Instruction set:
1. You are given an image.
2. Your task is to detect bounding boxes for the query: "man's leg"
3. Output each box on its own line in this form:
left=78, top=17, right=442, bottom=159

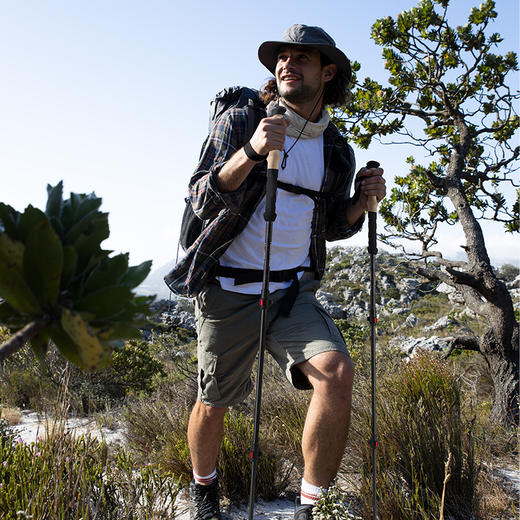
left=188, top=400, right=228, bottom=476
left=298, top=350, right=354, bottom=488
left=187, top=401, right=227, bottom=520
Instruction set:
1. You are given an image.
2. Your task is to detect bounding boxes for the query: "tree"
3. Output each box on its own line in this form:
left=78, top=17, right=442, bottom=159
left=0, top=182, right=154, bottom=370
left=334, top=0, right=519, bottom=425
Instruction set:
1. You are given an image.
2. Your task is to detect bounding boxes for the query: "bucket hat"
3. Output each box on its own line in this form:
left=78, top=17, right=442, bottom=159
left=258, top=24, right=351, bottom=83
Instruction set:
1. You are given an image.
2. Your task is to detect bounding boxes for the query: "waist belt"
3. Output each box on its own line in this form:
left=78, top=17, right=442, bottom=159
left=214, top=264, right=314, bottom=317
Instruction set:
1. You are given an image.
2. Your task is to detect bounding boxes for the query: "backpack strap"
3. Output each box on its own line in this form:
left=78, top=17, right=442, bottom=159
left=256, top=171, right=331, bottom=202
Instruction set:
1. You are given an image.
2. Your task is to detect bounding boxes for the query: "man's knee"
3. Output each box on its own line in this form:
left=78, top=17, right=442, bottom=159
left=191, top=400, right=228, bottom=424
left=324, top=354, right=354, bottom=397
left=303, top=351, right=354, bottom=397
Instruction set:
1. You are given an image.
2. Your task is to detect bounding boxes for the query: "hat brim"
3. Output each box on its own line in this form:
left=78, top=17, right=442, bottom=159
left=258, top=40, right=351, bottom=83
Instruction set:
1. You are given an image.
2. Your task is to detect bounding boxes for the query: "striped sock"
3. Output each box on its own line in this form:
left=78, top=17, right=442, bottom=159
left=300, top=478, right=326, bottom=505
left=193, top=468, right=217, bottom=486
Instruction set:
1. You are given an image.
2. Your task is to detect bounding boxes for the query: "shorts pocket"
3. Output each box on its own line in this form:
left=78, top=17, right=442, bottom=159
left=199, top=351, right=221, bottom=403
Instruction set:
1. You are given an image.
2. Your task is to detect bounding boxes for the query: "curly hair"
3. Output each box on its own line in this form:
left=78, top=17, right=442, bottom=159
left=260, top=51, right=351, bottom=108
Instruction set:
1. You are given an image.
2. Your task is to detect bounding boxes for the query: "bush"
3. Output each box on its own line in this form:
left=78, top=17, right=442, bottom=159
left=497, top=263, right=520, bottom=282
left=125, top=355, right=301, bottom=504
left=348, top=351, right=478, bottom=520
left=0, top=422, right=181, bottom=519
left=0, top=339, right=167, bottom=414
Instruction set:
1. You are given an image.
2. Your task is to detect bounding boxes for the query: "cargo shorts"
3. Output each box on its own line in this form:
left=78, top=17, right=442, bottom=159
left=194, top=275, right=350, bottom=407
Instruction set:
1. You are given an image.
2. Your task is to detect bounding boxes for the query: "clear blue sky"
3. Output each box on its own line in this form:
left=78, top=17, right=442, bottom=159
left=1, top=0, right=518, bottom=272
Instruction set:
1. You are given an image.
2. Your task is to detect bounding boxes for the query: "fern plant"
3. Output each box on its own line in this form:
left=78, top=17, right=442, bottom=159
left=0, top=182, right=153, bottom=370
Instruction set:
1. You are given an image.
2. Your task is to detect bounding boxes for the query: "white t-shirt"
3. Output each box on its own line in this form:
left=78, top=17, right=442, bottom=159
left=218, top=134, right=324, bottom=294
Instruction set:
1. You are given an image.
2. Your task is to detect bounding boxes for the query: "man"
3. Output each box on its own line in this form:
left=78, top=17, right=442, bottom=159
left=165, top=24, right=386, bottom=520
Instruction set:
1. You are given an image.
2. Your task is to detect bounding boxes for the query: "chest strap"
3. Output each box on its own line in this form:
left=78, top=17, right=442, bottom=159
left=256, top=172, right=332, bottom=202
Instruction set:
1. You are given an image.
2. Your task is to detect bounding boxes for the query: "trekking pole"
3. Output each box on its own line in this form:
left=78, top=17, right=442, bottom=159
left=366, top=160, right=380, bottom=520
left=248, top=105, right=286, bottom=520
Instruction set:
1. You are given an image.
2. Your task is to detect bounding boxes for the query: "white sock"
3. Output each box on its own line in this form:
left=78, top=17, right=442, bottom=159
left=193, top=468, right=217, bottom=486
left=300, top=478, right=326, bottom=505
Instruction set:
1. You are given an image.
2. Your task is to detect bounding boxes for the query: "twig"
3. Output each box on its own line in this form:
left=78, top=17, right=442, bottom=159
left=439, top=452, right=453, bottom=520
left=0, top=318, right=48, bottom=362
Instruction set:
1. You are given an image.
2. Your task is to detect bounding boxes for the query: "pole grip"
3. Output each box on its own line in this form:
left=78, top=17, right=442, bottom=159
left=366, top=161, right=380, bottom=213
left=264, top=168, right=278, bottom=222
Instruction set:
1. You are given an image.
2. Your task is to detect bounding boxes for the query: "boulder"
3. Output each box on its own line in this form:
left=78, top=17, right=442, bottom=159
left=391, top=335, right=452, bottom=357
left=424, top=315, right=458, bottom=332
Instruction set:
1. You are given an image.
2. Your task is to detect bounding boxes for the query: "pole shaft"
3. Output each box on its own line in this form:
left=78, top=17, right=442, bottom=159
left=248, top=220, right=272, bottom=520
left=369, top=210, right=378, bottom=520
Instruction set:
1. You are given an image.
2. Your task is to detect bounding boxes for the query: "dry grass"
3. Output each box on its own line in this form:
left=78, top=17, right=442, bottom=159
left=1, top=406, right=22, bottom=426
left=475, top=467, right=518, bottom=519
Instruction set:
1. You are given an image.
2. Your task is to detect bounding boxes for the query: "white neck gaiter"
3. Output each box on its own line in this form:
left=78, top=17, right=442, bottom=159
left=267, top=99, right=330, bottom=139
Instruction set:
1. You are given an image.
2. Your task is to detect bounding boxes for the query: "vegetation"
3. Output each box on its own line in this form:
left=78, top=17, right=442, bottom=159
left=0, top=182, right=154, bottom=370
left=0, top=418, right=181, bottom=519
left=0, top=249, right=517, bottom=517
left=335, top=0, right=519, bottom=426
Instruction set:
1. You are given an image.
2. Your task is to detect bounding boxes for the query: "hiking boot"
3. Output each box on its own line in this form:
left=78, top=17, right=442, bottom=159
left=294, top=497, right=314, bottom=519
left=189, top=479, right=221, bottom=520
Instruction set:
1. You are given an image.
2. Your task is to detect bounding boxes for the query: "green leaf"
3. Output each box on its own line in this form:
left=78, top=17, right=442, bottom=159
left=45, top=181, right=63, bottom=220
left=98, top=322, right=141, bottom=341
left=63, top=195, right=104, bottom=243
left=18, top=205, right=47, bottom=242
left=0, top=203, right=20, bottom=239
left=0, top=256, right=41, bottom=315
left=76, top=285, right=133, bottom=320
left=83, top=253, right=129, bottom=294
left=0, top=233, right=24, bottom=272
left=61, top=308, right=109, bottom=369
left=72, top=214, right=110, bottom=273
left=120, top=260, right=152, bottom=288
left=23, top=219, right=64, bottom=309
left=48, top=322, right=84, bottom=368
left=61, top=245, right=78, bottom=289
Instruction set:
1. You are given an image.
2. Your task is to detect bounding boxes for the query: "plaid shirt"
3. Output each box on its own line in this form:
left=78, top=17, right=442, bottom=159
left=165, top=106, right=364, bottom=297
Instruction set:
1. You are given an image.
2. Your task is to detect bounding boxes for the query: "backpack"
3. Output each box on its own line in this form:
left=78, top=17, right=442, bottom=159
left=178, top=86, right=266, bottom=253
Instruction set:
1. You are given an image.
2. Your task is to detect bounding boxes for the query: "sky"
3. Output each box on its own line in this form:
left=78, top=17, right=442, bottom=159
left=0, top=0, right=518, bottom=276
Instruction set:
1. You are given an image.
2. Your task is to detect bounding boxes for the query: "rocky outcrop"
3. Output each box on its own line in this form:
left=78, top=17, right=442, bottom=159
left=390, top=335, right=452, bottom=357
left=149, top=298, right=196, bottom=332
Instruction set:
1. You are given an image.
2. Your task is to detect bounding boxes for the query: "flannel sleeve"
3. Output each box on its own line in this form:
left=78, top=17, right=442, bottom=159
left=325, top=142, right=365, bottom=241
left=189, top=109, right=250, bottom=220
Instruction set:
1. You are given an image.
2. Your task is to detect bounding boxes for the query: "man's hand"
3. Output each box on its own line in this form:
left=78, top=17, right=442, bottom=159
left=248, top=115, right=290, bottom=157
left=353, top=165, right=386, bottom=211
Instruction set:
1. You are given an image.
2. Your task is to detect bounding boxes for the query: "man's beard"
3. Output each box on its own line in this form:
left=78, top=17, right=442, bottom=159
left=278, top=81, right=321, bottom=105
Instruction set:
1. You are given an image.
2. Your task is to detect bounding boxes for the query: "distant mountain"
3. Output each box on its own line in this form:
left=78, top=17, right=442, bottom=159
left=138, top=260, right=176, bottom=299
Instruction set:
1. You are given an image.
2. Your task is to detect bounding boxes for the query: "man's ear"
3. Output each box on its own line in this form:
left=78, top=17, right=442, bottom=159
left=322, top=63, right=337, bottom=82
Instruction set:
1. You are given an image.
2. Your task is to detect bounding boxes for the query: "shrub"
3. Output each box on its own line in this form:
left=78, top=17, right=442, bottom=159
left=124, top=355, right=300, bottom=504
left=497, top=263, right=520, bottom=282
left=348, top=351, right=478, bottom=520
left=0, top=422, right=181, bottom=519
left=312, top=483, right=352, bottom=519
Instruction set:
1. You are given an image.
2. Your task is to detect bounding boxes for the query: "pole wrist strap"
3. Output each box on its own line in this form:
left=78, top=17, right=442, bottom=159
left=244, top=141, right=268, bottom=162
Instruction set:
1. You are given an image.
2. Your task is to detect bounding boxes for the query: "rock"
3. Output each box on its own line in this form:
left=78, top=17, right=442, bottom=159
left=391, top=335, right=452, bottom=357
left=457, top=308, right=478, bottom=320
left=151, top=298, right=197, bottom=331
left=508, top=275, right=520, bottom=289
left=397, top=313, right=419, bottom=330
left=316, top=290, right=347, bottom=319
left=424, top=315, right=458, bottom=332
left=160, top=309, right=196, bottom=331
left=436, top=282, right=465, bottom=304
left=397, top=278, right=421, bottom=300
